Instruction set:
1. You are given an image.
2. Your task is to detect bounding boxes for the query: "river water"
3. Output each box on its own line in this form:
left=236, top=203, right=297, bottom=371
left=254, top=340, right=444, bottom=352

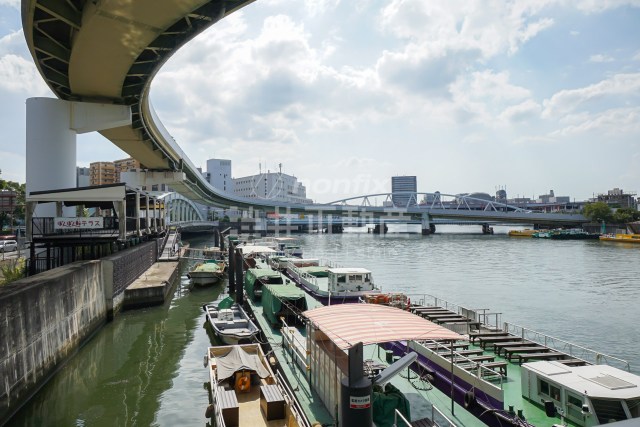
left=10, top=228, right=640, bottom=426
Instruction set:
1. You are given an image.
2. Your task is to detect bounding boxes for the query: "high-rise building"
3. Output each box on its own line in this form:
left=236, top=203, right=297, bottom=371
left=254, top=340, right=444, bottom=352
left=89, top=162, right=116, bottom=185
left=234, top=170, right=312, bottom=204
left=76, top=167, right=90, bottom=187
left=391, top=176, right=417, bottom=207
left=206, top=159, right=233, bottom=193
left=114, top=157, right=141, bottom=182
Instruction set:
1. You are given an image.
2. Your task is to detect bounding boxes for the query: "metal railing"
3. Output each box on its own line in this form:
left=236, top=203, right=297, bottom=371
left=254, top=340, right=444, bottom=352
left=393, top=405, right=458, bottom=427
left=281, top=319, right=310, bottom=372
left=503, top=322, right=630, bottom=371
left=275, top=370, right=313, bottom=427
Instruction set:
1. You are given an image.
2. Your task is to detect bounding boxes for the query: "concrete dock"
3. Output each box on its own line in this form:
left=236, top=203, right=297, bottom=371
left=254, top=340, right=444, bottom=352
left=123, top=261, right=180, bottom=308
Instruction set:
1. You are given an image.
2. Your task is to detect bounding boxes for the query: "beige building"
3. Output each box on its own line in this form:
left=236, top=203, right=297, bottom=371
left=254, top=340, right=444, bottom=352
left=114, top=157, right=141, bottom=182
left=89, top=162, right=116, bottom=185
left=89, top=158, right=140, bottom=186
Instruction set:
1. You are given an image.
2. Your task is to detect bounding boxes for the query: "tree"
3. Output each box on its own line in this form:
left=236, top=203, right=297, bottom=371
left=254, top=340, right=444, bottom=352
left=612, top=207, right=640, bottom=224
left=582, top=202, right=613, bottom=223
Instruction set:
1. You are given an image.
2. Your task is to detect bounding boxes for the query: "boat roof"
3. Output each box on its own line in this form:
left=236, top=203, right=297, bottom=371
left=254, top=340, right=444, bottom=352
left=246, top=268, right=281, bottom=279
left=523, top=361, right=640, bottom=399
left=328, top=267, right=371, bottom=274
left=264, top=283, right=306, bottom=299
left=238, top=245, right=276, bottom=255
left=303, top=304, right=462, bottom=350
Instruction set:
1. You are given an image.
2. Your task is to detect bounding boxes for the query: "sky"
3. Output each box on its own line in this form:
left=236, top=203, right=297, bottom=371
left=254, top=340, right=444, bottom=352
left=1, top=0, right=640, bottom=203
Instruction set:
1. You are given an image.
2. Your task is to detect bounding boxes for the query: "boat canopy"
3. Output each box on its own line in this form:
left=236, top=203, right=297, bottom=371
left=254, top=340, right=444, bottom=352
left=215, top=346, right=271, bottom=381
left=244, top=268, right=283, bottom=299
left=304, top=304, right=463, bottom=350
left=262, top=284, right=307, bottom=325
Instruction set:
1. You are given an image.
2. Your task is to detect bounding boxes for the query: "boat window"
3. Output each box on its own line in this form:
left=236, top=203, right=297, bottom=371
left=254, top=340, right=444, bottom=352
left=591, top=399, right=628, bottom=423
left=550, top=384, right=561, bottom=401
left=567, top=393, right=584, bottom=419
left=337, top=275, right=346, bottom=283
left=626, top=399, right=640, bottom=418
left=364, top=274, right=370, bottom=282
left=539, top=379, right=549, bottom=396
left=350, top=275, right=362, bottom=282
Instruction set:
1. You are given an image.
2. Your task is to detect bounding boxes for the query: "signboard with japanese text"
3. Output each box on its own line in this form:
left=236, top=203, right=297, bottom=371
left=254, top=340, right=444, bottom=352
left=54, top=217, right=104, bottom=230
left=349, top=395, right=371, bottom=409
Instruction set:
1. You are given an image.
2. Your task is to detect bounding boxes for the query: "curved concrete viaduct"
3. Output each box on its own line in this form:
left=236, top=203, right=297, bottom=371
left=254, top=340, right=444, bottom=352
left=21, top=0, right=587, bottom=226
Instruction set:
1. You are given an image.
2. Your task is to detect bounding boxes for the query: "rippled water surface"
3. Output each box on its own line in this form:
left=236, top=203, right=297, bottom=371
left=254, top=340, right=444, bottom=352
left=11, top=230, right=640, bottom=426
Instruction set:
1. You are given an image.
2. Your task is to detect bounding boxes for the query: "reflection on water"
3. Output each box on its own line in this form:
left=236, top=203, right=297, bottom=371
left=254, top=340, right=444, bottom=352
left=11, top=254, right=222, bottom=427
left=11, top=230, right=640, bottom=426
left=300, top=228, right=640, bottom=372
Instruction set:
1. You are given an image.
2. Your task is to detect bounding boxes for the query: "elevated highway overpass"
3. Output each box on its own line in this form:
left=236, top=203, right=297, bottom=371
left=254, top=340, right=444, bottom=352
left=21, top=0, right=587, bottom=227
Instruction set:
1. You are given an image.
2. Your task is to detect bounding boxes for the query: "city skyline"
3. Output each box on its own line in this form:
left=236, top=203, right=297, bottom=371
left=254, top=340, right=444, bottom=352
left=1, top=1, right=639, bottom=203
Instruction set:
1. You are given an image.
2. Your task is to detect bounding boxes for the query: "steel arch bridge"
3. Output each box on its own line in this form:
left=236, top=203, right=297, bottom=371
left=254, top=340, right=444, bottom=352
left=328, top=192, right=528, bottom=212
left=21, top=1, right=586, bottom=226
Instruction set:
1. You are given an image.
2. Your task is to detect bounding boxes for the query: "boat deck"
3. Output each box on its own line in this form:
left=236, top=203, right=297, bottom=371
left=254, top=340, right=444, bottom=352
left=247, top=296, right=334, bottom=425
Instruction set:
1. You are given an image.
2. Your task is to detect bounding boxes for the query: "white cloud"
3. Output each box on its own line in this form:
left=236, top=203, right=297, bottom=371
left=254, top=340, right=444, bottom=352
left=633, top=51, right=640, bottom=61
left=0, top=54, right=49, bottom=94
left=449, top=70, right=534, bottom=124
left=0, top=0, right=19, bottom=9
left=379, top=1, right=555, bottom=58
left=575, top=0, right=640, bottom=14
left=499, top=100, right=542, bottom=123
left=542, top=73, right=640, bottom=118
left=550, top=107, right=640, bottom=136
left=589, top=54, right=614, bottom=63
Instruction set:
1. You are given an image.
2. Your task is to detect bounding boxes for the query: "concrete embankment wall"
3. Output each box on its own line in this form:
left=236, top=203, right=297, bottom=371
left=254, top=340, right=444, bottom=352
left=0, top=240, right=164, bottom=425
left=0, top=260, right=106, bottom=424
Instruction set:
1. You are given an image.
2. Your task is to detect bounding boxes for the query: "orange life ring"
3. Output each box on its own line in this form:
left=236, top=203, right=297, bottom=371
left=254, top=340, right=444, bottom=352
left=238, top=375, right=250, bottom=391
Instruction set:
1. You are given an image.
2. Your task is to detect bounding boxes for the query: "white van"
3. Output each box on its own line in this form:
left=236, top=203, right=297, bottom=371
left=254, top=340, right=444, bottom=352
left=0, top=240, right=18, bottom=252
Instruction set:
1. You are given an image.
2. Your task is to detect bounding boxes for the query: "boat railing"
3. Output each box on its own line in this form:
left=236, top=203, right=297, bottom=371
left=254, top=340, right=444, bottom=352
left=281, top=320, right=310, bottom=372
left=419, top=340, right=504, bottom=389
left=210, top=379, right=227, bottom=427
left=408, top=293, right=498, bottom=326
left=504, top=322, right=631, bottom=371
left=287, top=262, right=320, bottom=290
left=275, top=370, right=313, bottom=427
left=393, top=409, right=412, bottom=426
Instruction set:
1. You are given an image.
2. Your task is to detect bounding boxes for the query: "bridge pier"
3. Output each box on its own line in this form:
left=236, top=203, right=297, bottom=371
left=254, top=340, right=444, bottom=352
left=421, top=214, right=436, bottom=235
left=482, top=224, right=494, bottom=235
left=373, top=224, right=388, bottom=234
left=26, top=98, right=130, bottom=217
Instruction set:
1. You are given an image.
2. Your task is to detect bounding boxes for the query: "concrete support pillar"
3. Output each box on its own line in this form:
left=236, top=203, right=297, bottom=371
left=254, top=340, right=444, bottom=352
left=114, top=200, right=126, bottom=241
left=26, top=98, right=130, bottom=217
left=255, top=217, right=267, bottom=236
left=421, top=213, right=435, bottom=235
left=135, top=192, right=141, bottom=236
left=145, top=196, right=151, bottom=234
left=152, top=199, right=158, bottom=233
left=55, top=202, right=63, bottom=217
left=25, top=201, right=37, bottom=242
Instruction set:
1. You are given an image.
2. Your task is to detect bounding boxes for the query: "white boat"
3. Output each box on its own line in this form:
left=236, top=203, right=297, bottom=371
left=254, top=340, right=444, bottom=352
left=204, top=343, right=306, bottom=427
left=203, top=297, right=260, bottom=345
left=285, top=262, right=380, bottom=304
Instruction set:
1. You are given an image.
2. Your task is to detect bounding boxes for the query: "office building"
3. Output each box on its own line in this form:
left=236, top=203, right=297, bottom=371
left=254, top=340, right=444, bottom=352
left=391, top=176, right=417, bottom=207
left=206, top=159, right=233, bottom=193
left=234, top=170, right=312, bottom=204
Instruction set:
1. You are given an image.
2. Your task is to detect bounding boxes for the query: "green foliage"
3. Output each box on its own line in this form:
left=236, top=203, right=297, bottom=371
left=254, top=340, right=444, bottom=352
left=222, top=215, right=230, bottom=222
left=0, top=258, right=26, bottom=286
left=612, top=207, right=640, bottom=224
left=582, top=202, right=613, bottom=223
